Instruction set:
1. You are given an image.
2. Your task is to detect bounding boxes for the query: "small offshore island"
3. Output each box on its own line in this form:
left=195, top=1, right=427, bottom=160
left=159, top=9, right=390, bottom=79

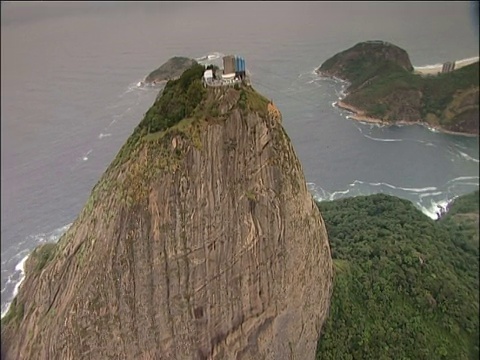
left=317, top=41, right=479, bottom=136
left=142, top=56, right=197, bottom=85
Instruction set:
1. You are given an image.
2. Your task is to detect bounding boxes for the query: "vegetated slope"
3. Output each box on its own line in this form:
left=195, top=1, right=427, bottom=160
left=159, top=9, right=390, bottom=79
left=144, top=56, right=197, bottom=83
left=1, top=64, right=333, bottom=360
left=315, top=192, right=479, bottom=360
left=317, top=41, right=479, bottom=135
left=318, top=40, right=414, bottom=86
left=441, top=190, right=479, bottom=250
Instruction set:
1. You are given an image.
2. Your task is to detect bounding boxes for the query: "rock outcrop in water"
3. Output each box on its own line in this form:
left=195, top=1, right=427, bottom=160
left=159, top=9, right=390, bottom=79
left=1, top=64, right=333, bottom=359
left=144, top=56, right=197, bottom=84
left=317, top=41, right=479, bottom=136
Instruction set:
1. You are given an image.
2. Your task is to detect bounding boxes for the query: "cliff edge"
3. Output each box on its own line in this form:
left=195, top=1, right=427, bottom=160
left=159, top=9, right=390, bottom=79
left=317, top=41, right=479, bottom=136
left=1, top=65, right=333, bottom=359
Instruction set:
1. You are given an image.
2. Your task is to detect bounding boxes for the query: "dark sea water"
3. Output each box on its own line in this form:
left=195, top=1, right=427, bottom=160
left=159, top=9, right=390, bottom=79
left=1, top=1, right=479, bottom=315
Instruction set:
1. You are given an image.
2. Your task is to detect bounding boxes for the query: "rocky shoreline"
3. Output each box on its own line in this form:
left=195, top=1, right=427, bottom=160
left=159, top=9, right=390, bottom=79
left=336, top=100, right=478, bottom=137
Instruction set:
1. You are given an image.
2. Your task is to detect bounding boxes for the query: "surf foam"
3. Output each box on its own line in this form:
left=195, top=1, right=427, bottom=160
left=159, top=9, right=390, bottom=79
left=1, top=223, right=72, bottom=319
left=308, top=177, right=478, bottom=222
left=457, top=150, right=479, bottom=163
left=98, top=133, right=112, bottom=139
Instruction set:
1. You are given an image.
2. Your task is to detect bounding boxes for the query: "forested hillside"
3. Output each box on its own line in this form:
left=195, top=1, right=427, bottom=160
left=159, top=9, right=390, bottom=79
left=316, top=192, right=479, bottom=360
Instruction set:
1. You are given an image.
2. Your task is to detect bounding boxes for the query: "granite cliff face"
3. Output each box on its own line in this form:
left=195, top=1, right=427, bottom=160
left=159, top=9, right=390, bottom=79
left=1, top=68, right=333, bottom=359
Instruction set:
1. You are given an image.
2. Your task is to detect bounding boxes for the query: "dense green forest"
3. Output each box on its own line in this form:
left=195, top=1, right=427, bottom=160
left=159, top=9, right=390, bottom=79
left=315, top=191, right=479, bottom=360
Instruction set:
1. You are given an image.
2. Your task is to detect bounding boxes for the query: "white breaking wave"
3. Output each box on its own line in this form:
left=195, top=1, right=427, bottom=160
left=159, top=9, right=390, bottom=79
left=418, top=191, right=443, bottom=199
left=82, top=149, right=92, bottom=161
left=457, top=150, right=479, bottom=163
left=353, top=180, right=437, bottom=193
left=98, top=133, right=112, bottom=139
left=329, top=189, right=351, bottom=198
left=121, top=81, right=146, bottom=95
left=1, top=223, right=72, bottom=319
left=361, top=122, right=386, bottom=128
left=418, top=198, right=454, bottom=220
left=453, top=143, right=468, bottom=150
left=352, top=120, right=386, bottom=129
left=363, top=134, right=404, bottom=142
left=445, top=175, right=479, bottom=184
left=307, top=182, right=334, bottom=201
left=12, top=255, right=29, bottom=298
left=425, top=126, right=440, bottom=134
left=109, top=115, right=121, bottom=126
left=307, top=182, right=358, bottom=202
left=308, top=176, right=478, bottom=222
left=1, top=254, right=29, bottom=319
left=355, top=126, right=450, bottom=147
left=418, top=141, right=436, bottom=147
left=119, top=79, right=161, bottom=95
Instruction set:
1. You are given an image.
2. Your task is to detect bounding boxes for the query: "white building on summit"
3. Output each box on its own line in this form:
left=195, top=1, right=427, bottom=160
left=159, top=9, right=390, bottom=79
left=203, top=69, right=213, bottom=83
left=202, top=54, right=248, bottom=86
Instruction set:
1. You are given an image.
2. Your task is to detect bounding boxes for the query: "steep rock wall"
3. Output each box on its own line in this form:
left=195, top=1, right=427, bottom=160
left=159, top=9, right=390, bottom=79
left=2, top=86, right=333, bottom=360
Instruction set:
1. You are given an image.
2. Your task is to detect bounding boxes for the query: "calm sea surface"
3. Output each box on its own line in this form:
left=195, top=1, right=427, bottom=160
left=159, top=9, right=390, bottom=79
left=1, top=1, right=479, bottom=314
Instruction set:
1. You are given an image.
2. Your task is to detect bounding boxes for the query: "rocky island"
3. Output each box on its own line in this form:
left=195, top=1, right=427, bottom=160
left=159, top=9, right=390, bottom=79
left=143, top=56, right=197, bottom=85
left=1, top=64, right=333, bottom=359
left=317, top=41, right=479, bottom=136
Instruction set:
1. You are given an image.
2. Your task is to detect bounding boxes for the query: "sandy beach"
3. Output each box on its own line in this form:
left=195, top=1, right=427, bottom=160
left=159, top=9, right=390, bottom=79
left=336, top=101, right=478, bottom=137
left=414, top=56, right=479, bottom=75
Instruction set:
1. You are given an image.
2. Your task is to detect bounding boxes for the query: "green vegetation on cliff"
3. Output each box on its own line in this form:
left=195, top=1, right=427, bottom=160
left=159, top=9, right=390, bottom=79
left=315, top=191, right=479, bottom=360
left=109, top=63, right=207, bottom=169
left=444, top=190, right=479, bottom=218
left=139, top=63, right=207, bottom=134
left=318, top=41, right=479, bottom=134
left=109, top=63, right=270, bottom=170
left=319, top=41, right=413, bottom=90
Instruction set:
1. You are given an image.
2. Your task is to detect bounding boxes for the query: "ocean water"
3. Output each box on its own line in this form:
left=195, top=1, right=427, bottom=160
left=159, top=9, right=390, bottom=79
left=1, top=2, right=479, bottom=317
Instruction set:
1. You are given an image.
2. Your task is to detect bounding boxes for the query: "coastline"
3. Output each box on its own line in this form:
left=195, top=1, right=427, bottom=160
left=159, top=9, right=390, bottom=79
left=336, top=101, right=478, bottom=137
left=413, top=56, right=479, bottom=76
